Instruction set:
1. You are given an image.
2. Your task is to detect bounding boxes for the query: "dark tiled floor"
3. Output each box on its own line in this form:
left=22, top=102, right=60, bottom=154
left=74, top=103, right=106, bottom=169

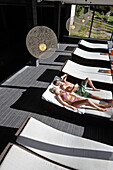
left=65, top=46, right=75, bottom=51
left=54, top=55, right=72, bottom=63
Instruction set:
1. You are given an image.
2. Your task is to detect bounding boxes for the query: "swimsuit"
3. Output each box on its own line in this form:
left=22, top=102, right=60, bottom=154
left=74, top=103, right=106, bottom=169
left=61, top=92, right=78, bottom=104
left=71, top=96, right=78, bottom=106
left=72, top=96, right=78, bottom=103
left=75, top=81, right=91, bottom=98
left=61, top=92, right=68, bottom=100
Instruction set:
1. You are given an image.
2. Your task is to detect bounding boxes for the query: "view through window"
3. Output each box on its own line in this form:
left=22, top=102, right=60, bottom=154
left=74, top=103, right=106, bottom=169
left=67, top=5, right=113, bottom=40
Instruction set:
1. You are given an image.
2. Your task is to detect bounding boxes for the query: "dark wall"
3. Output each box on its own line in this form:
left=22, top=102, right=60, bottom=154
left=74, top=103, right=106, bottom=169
left=0, top=1, right=33, bottom=82
left=60, top=4, right=71, bottom=42
left=36, top=2, right=71, bottom=42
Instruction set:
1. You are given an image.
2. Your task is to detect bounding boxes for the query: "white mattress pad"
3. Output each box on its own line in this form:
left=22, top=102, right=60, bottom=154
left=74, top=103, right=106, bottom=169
left=16, top=117, right=113, bottom=170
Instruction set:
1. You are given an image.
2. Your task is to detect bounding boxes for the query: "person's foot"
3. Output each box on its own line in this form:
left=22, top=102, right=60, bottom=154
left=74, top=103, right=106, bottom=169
left=93, top=88, right=100, bottom=91
left=98, top=108, right=107, bottom=112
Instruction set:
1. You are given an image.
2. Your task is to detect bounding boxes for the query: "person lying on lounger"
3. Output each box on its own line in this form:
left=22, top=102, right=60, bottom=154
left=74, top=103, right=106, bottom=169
left=53, top=74, right=113, bottom=103
left=50, top=87, right=111, bottom=112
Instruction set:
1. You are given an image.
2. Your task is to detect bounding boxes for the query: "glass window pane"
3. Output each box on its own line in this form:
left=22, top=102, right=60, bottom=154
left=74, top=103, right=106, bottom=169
left=90, top=6, right=113, bottom=40
left=67, top=5, right=93, bottom=38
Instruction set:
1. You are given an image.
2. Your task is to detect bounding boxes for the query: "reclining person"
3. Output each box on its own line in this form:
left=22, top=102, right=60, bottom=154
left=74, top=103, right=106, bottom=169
left=50, top=87, right=111, bottom=112
left=53, top=74, right=113, bottom=102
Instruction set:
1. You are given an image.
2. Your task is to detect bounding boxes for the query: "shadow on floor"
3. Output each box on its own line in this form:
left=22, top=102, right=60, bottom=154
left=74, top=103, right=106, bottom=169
left=54, top=55, right=72, bottom=63
left=65, top=46, right=75, bottom=51
left=83, top=124, right=113, bottom=146
left=37, top=69, right=62, bottom=83
left=10, top=86, right=84, bottom=127
left=11, top=87, right=46, bottom=114
left=0, top=126, right=18, bottom=154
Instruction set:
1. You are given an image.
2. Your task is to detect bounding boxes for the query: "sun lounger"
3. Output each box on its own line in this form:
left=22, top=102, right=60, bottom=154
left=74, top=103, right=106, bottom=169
left=41, top=76, right=113, bottom=120
left=72, top=48, right=110, bottom=68
left=61, top=60, right=113, bottom=91
left=15, top=116, right=113, bottom=170
left=0, top=143, right=69, bottom=170
left=63, top=60, right=111, bottom=76
left=78, top=39, right=109, bottom=53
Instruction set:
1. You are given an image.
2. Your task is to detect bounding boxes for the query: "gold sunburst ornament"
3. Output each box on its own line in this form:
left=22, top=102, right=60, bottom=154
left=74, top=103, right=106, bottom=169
left=71, top=25, right=76, bottom=30
left=66, top=16, right=81, bottom=33
left=39, top=43, right=47, bottom=52
left=81, top=19, right=85, bottom=23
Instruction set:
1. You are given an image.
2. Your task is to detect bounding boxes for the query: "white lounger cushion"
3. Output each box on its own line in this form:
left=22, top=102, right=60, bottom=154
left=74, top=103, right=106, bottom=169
left=79, top=40, right=108, bottom=49
left=42, top=76, right=85, bottom=114
left=42, top=76, right=112, bottom=118
left=64, top=60, right=111, bottom=75
left=16, top=117, right=113, bottom=170
left=0, top=144, right=67, bottom=170
left=62, top=60, right=113, bottom=84
left=73, top=48, right=109, bottom=61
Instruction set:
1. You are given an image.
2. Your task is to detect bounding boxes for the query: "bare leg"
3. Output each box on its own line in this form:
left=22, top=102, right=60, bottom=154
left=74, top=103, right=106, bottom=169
left=90, top=93, right=113, bottom=103
left=93, top=101, right=111, bottom=108
left=85, top=77, right=100, bottom=91
left=73, top=99, right=107, bottom=112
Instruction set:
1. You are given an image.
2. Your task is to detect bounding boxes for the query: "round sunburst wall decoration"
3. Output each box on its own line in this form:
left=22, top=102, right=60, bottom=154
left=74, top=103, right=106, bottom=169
left=66, top=12, right=92, bottom=34
left=26, top=26, right=57, bottom=59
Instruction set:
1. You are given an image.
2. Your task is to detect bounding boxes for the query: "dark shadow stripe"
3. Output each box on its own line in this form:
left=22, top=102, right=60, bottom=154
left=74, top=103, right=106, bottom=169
left=17, top=136, right=113, bottom=161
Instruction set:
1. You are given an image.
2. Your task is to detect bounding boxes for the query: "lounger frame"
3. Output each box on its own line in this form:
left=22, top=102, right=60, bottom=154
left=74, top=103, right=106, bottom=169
left=72, top=49, right=111, bottom=68
left=15, top=116, right=30, bottom=137
left=0, top=143, right=12, bottom=164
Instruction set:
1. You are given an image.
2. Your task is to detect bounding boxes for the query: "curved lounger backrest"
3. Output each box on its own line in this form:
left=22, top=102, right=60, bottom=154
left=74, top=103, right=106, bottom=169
left=63, top=60, right=111, bottom=76
left=78, top=40, right=109, bottom=53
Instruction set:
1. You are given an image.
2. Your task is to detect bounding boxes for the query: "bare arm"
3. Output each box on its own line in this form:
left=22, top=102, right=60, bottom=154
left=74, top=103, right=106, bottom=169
left=61, top=85, right=73, bottom=92
left=66, top=84, right=79, bottom=93
left=57, top=95, right=77, bottom=110
left=66, top=85, right=76, bottom=93
left=61, top=74, right=68, bottom=83
left=61, top=84, right=78, bottom=93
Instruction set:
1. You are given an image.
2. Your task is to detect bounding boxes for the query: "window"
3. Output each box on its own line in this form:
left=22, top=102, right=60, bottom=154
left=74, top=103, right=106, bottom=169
left=68, top=5, right=113, bottom=40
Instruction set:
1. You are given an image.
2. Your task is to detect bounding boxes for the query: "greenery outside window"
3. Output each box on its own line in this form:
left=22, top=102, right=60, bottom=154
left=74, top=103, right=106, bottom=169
left=68, top=5, right=113, bottom=40
left=91, top=6, right=113, bottom=40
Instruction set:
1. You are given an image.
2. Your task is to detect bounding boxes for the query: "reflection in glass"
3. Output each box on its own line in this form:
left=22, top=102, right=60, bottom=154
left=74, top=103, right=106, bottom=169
left=67, top=5, right=93, bottom=38
left=90, top=6, right=113, bottom=40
